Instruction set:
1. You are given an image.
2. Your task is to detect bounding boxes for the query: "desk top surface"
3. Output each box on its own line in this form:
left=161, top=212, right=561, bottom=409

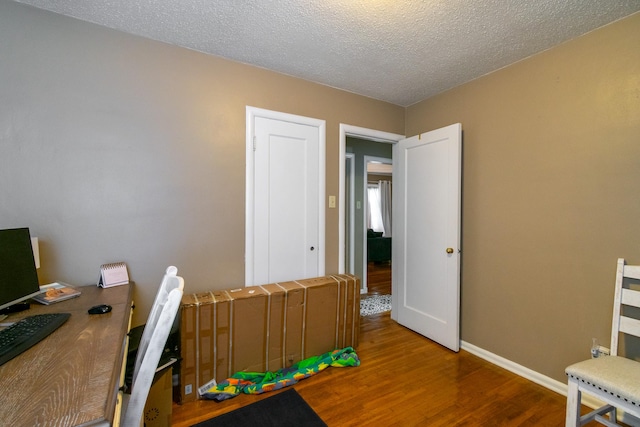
left=0, top=284, right=132, bottom=427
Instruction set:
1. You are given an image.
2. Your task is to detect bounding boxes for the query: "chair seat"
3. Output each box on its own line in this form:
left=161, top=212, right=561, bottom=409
left=566, top=356, right=640, bottom=408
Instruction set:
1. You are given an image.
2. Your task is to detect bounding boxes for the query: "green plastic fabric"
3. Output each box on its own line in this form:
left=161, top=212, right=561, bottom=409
left=201, top=347, right=360, bottom=401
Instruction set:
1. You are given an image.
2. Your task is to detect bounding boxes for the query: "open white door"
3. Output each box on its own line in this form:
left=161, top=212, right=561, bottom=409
left=392, top=123, right=462, bottom=352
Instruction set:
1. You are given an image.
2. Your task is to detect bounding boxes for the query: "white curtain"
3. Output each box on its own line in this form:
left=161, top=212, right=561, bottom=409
left=379, top=180, right=392, bottom=237
left=367, top=185, right=384, bottom=233
left=367, top=180, right=392, bottom=236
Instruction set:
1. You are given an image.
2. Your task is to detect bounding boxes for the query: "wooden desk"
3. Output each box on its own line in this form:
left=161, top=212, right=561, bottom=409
left=0, top=284, right=133, bottom=427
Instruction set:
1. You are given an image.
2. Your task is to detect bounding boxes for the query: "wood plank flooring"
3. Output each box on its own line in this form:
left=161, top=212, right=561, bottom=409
left=366, top=261, right=391, bottom=295
left=172, top=310, right=579, bottom=426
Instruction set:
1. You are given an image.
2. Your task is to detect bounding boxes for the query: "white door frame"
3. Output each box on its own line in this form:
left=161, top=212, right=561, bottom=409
left=246, top=106, right=326, bottom=285
left=338, top=124, right=404, bottom=280
left=345, top=152, right=355, bottom=275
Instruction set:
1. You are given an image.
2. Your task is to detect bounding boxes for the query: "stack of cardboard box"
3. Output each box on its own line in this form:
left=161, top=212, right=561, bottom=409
left=179, top=274, right=360, bottom=403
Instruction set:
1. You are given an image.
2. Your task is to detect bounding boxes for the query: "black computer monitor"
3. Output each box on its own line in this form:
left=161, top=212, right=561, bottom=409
left=0, top=227, right=42, bottom=312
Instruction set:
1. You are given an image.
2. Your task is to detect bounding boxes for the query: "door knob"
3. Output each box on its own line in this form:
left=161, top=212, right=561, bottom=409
left=446, top=248, right=454, bottom=254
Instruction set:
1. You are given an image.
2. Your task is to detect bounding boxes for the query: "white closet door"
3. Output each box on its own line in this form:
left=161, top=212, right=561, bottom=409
left=246, top=107, right=325, bottom=286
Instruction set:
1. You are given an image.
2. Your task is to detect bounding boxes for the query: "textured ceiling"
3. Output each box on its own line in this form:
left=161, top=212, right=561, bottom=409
left=14, top=0, right=640, bottom=106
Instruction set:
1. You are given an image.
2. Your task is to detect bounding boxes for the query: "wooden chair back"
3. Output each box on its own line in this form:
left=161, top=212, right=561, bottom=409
left=610, top=259, right=640, bottom=357
left=123, top=267, right=184, bottom=427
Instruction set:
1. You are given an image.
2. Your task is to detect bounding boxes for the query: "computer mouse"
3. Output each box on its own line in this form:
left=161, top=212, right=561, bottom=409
left=88, top=304, right=112, bottom=315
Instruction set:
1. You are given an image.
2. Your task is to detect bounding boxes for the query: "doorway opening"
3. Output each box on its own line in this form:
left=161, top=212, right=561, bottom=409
left=363, top=156, right=392, bottom=298
left=338, top=124, right=403, bottom=316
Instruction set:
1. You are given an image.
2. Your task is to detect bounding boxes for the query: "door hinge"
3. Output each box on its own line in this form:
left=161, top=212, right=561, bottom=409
left=253, top=136, right=257, bottom=151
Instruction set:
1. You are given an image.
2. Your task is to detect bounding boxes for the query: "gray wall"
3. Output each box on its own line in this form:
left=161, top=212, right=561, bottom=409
left=0, top=1, right=405, bottom=325
left=0, top=3, right=242, bottom=324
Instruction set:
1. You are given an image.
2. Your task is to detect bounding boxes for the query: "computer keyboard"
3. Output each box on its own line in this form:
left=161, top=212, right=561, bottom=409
left=0, top=313, right=71, bottom=366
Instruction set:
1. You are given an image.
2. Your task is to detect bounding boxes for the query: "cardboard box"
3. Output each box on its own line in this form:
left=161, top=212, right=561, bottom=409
left=178, top=274, right=360, bottom=403
left=332, top=274, right=360, bottom=349
left=228, top=286, right=269, bottom=374
left=143, top=367, right=173, bottom=427
left=260, top=283, right=292, bottom=371
left=273, top=281, right=305, bottom=368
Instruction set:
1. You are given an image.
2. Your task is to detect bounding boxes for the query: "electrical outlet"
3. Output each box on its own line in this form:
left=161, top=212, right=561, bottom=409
left=591, top=338, right=610, bottom=358
left=597, top=345, right=610, bottom=356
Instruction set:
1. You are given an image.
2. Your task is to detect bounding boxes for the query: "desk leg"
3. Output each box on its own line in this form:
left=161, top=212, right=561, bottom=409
left=113, top=301, right=134, bottom=426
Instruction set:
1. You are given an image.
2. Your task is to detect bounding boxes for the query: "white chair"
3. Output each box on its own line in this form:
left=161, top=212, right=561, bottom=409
left=565, top=258, right=640, bottom=426
left=121, top=266, right=184, bottom=427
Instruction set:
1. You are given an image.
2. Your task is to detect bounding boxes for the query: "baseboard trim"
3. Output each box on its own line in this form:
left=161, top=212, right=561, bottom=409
left=460, top=341, right=601, bottom=409
left=460, top=341, right=565, bottom=393
left=460, top=341, right=640, bottom=425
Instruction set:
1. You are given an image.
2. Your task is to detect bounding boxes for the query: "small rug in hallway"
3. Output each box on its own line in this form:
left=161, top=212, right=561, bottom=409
left=191, top=389, right=327, bottom=427
left=360, top=294, right=391, bottom=316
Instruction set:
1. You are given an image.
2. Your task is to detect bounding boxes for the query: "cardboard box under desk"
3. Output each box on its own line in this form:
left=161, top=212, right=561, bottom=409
left=143, top=367, right=173, bottom=427
left=178, top=274, right=360, bottom=403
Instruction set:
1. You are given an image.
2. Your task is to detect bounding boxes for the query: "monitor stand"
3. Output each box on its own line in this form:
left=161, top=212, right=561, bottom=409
left=0, top=302, right=31, bottom=315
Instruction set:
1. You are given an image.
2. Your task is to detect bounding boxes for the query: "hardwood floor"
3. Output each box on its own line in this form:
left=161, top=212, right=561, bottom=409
left=366, top=261, right=391, bottom=295
left=172, top=310, right=578, bottom=426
